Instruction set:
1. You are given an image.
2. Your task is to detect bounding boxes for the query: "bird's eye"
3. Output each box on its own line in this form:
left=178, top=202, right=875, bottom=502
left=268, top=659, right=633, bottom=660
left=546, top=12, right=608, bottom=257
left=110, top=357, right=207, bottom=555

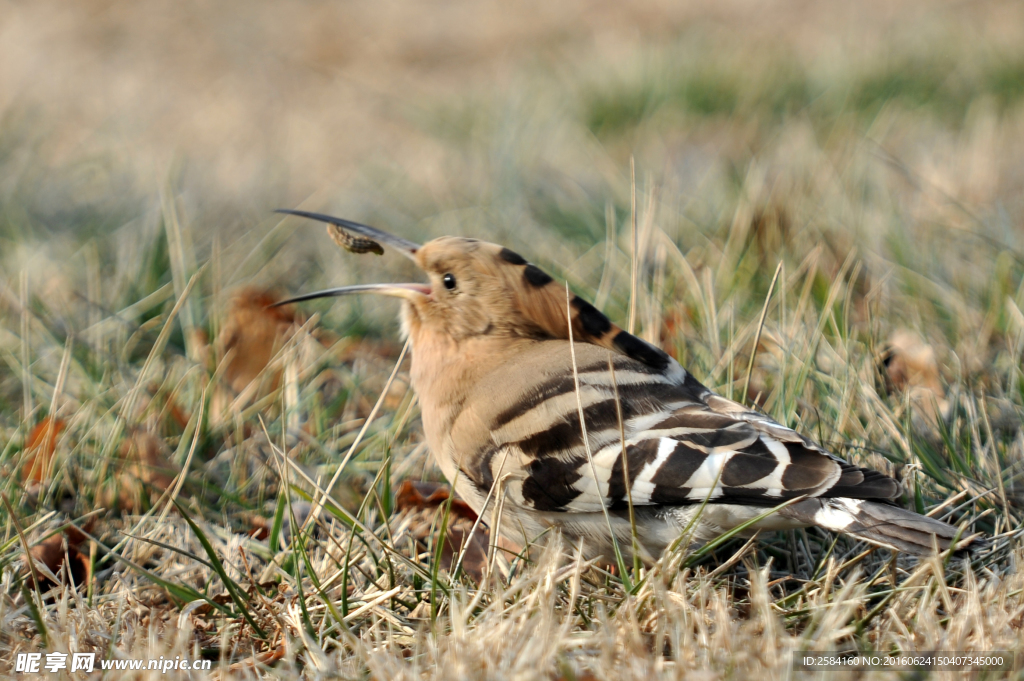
left=442, top=273, right=457, bottom=290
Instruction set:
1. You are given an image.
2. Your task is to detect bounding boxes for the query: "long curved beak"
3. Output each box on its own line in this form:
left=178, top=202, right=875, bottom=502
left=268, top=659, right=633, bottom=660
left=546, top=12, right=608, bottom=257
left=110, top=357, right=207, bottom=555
left=272, top=283, right=430, bottom=308
left=275, top=209, right=421, bottom=262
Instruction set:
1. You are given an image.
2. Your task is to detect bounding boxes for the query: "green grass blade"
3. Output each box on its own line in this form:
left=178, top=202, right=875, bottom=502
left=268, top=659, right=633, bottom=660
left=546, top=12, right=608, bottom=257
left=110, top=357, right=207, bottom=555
left=19, top=578, right=48, bottom=648
left=268, top=489, right=287, bottom=553
left=172, top=499, right=267, bottom=638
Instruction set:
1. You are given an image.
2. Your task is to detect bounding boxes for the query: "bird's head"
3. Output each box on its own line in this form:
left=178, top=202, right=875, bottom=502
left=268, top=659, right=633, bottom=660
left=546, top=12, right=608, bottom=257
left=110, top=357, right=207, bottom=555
left=275, top=210, right=673, bottom=373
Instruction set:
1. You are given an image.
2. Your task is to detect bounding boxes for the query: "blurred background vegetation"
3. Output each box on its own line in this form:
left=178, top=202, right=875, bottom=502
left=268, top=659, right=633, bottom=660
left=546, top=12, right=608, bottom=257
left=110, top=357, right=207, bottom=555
left=2, top=0, right=1023, bottom=462
left=1, top=0, right=1023, bottom=339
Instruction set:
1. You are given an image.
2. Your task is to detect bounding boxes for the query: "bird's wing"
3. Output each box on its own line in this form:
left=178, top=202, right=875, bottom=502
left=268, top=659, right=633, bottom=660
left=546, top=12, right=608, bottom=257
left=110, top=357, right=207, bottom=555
left=463, top=346, right=900, bottom=514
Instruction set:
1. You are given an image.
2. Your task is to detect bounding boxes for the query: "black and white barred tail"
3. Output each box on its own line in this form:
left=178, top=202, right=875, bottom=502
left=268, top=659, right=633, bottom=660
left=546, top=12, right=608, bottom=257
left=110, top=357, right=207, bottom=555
left=779, top=498, right=963, bottom=555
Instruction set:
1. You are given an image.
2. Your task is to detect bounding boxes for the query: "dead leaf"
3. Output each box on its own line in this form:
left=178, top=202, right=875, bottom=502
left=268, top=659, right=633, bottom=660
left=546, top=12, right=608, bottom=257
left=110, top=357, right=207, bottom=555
left=147, top=381, right=192, bottom=431
left=26, top=523, right=91, bottom=590
left=396, top=481, right=478, bottom=521
left=20, top=417, right=66, bottom=483
left=126, top=429, right=178, bottom=491
left=394, top=481, right=490, bottom=581
left=217, top=288, right=300, bottom=395
left=247, top=515, right=270, bottom=540
left=659, top=305, right=695, bottom=354
left=881, top=330, right=944, bottom=393
left=100, top=429, right=179, bottom=512
left=880, top=330, right=949, bottom=426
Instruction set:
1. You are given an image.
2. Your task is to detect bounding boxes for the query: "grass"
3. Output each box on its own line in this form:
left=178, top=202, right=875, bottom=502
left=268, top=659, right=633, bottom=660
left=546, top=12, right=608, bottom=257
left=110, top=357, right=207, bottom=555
left=585, top=52, right=1024, bottom=138
left=2, top=1, right=1024, bottom=678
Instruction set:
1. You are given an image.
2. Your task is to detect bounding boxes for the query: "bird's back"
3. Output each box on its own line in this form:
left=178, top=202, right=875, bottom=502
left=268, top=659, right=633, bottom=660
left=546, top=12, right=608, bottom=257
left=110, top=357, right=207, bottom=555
left=439, top=340, right=899, bottom=520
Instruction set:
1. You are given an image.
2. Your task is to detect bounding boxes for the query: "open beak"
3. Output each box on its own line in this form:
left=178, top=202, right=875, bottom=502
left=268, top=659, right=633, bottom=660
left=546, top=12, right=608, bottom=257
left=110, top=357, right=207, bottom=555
left=273, top=209, right=429, bottom=308
left=272, top=283, right=430, bottom=307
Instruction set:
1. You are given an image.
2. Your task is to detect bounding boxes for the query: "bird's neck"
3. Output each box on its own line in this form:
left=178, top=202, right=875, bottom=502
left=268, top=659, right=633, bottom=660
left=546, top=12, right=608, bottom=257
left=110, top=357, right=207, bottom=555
left=408, top=329, right=525, bottom=470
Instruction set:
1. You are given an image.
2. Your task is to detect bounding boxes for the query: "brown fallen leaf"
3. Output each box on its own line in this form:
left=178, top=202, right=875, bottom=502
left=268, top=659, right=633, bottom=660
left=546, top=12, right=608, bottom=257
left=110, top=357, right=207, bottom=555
left=20, top=417, right=66, bottom=483
left=147, top=381, right=192, bottom=431
left=394, top=481, right=490, bottom=581
left=443, top=524, right=489, bottom=582
left=100, top=429, right=179, bottom=512
left=247, top=515, right=271, bottom=540
left=396, top=480, right=478, bottom=521
left=659, top=305, right=695, bottom=355
left=881, top=330, right=944, bottom=394
left=26, top=523, right=91, bottom=590
left=880, top=330, right=949, bottom=426
left=208, top=287, right=303, bottom=428
left=218, top=288, right=300, bottom=395
left=126, top=429, right=178, bottom=491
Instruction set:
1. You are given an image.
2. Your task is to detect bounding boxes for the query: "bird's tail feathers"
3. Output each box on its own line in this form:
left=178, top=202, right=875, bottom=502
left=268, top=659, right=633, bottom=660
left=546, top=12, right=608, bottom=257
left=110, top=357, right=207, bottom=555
left=785, top=497, right=976, bottom=556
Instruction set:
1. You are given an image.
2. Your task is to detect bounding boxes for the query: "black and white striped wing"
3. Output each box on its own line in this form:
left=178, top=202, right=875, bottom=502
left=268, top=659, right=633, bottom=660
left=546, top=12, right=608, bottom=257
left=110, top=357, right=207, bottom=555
left=568, top=402, right=900, bottom=513
left=471, top=352, right=899, bottom=514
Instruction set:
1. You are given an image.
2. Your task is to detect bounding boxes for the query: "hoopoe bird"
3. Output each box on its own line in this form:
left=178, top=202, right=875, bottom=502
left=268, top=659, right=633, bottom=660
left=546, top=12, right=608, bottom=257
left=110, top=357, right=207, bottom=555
left=277, top=209, right=973, bottom=561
